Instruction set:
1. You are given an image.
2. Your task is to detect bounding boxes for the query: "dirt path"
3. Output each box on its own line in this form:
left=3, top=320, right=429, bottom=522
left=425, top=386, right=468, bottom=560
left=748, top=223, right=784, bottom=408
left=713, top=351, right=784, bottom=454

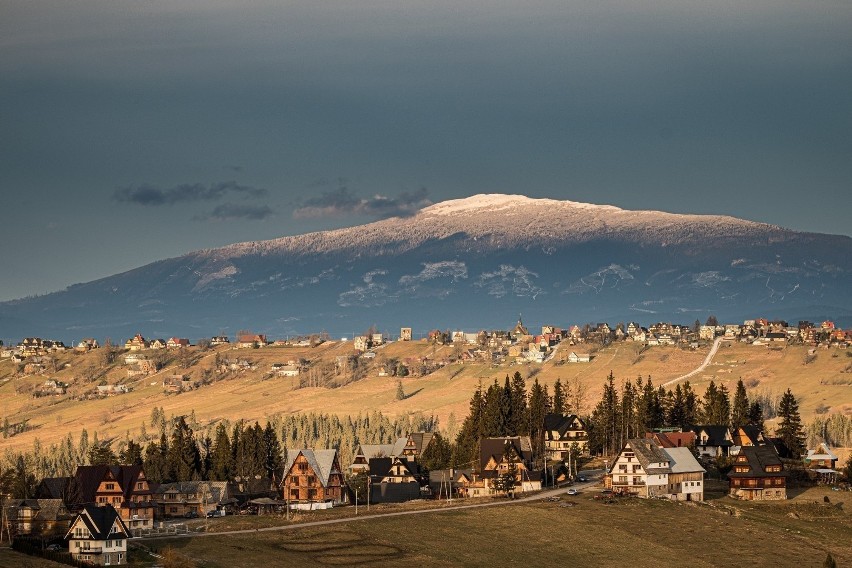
left=662, top=337, right=723, bottom=387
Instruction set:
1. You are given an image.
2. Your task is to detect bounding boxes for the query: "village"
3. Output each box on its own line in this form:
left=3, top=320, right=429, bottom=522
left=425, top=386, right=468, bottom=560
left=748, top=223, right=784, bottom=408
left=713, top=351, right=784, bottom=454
left=0, top=315, right=851, bottom=565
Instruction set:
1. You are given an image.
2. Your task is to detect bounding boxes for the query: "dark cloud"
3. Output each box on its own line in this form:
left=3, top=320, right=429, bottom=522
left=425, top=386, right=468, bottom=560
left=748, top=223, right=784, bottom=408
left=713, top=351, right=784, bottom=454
left=113, top=181, right=266, bottom=206
left=293, top=187, right=432, bottom=219
left=198, top=203, right=274, bottom=221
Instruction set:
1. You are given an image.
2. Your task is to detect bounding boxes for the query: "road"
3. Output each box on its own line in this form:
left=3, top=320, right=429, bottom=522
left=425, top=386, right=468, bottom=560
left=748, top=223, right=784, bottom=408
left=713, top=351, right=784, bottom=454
left=662, top=336, right=723, bottom=388
left=136, top=471, right=604, bottom=542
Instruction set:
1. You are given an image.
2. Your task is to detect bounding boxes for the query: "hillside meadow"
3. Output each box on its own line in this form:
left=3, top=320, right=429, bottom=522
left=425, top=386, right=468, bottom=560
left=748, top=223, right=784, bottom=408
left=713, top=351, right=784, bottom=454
left=1, top=340, right=850, bottom=458
left=134, top=483, right=852, bottom=567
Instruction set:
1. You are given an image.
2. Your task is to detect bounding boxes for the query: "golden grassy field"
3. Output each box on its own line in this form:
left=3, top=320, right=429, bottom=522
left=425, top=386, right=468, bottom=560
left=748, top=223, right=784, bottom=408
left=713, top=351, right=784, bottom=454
left=1, top=340, right=850, bottom=457
left=133, top=483, right=852, bottom=567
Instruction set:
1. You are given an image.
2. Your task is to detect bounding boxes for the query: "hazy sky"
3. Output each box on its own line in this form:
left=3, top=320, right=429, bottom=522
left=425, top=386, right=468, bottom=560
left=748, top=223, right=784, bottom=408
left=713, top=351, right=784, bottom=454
left=1, top=0, right=850, bottom=301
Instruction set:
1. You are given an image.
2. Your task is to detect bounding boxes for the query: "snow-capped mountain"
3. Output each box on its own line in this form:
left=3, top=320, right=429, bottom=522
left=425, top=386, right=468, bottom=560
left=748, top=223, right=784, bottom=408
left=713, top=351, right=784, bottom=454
left=2, top=194, right=850, bottom=340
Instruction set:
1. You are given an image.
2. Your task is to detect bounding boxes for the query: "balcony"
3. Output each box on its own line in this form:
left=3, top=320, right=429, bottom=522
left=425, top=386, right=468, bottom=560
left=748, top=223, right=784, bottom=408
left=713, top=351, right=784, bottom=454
left=611, top=480, right=646, bottom=486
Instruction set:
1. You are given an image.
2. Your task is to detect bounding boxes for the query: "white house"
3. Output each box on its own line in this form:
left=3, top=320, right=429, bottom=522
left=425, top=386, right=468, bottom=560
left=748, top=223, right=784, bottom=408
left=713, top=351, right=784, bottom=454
left=567, top=352, right=591, bottom=363
left=607, top=439, right=705, bottom=501
left=65, top=504, right=130, bottom=566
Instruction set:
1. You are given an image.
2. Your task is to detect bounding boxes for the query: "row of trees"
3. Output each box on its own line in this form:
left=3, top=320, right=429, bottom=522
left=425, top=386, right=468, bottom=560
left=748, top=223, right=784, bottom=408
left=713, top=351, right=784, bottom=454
left=587, top=372, right=808, bottom=458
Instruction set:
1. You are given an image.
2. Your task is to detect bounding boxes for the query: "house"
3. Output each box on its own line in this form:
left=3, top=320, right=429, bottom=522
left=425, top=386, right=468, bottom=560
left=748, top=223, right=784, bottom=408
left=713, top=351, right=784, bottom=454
left=127, top=358, right=157, bottom=377
left=510, top=316, right=529, bottom=338
left=282, top=449, right=346, bottom=507
left=65, top=504, right=130, bottom=566
left=367, top=457, right=423, bottom=503
left=154, top=481, right=231, bottom=518
left=124, top=334, right=148, bottom=351
left=371, top=333, right=384, bottom=346
left=211, top=335, right=230, bottom=345
left=71, top=464, right=155, bottom=533
left=166, top=337, right=190, bottom=349
left=567, top=351, right=591, bottom=363
left=96, top=384, right=130, bottom=396
left=428, top=469, right=477, bottom=499
left=162, top=375, right=193, bottom=393
left=400, top=327, right=412, bottom=341
left=237, top=334, right=267, bottom=348
left=37, top=379, right=67, bottom=396
left=544, top=413, right=589, bottom=458
left=664, top=447, right=706, bottom=501
left=353, top=336, right=370, bottom=352
left=727, top=445, right=787, bottom=500
left=691, top=425, right=734, bottom=457
left=76, top=338, right=100, bottom=352
left=607, top=439, right=706, bottom=501
left=0, top=498, right=71, bottom=537
left=699, top=326, right=716, bottom=340
left=732, top=425, right=766, bottom=447
left=480, top=436, right=541, bottom=494
left=607, top=439, right=671, bottom=498
left=148, top=338, right=167, bottom=350
left=348, top=443, right=399, bottom=474
left=399, top=432, right=434, bottom=461
left=271, top=363, right=300, bottom=377
left=805, top=442, right=838, bottom=470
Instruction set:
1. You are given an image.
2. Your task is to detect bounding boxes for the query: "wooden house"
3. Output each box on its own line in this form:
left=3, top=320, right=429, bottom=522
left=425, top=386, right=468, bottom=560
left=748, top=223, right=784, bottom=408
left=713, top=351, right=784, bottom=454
left=65, top=504, right=130, bottom=566
left=282, top=449, right=345, bottom=506
left=567, top=351, right=591, bottom=363
left=0, top=498, right=71, bottom=537
left=154, top=481, right=231, bottom=518
left=727, top=445, right=787, bottom=500
left=148, top=338, right=167, bottom=350
left=124, top=334, right=148, bottom=351
left=367, top=457, right=422, bottom=503
left=544, top=413, right=589, bottom=458
left=732, top=425, right=766, bottom=448
left=162, top=375, right=193, bottom=393
left=480, top=436, right=541, bottom=494
left=400, top=327, right=412, bottom=341
left=72, top=465, right=155, bottom=532
left=166, top=337, right=190, bottom=349
left=805, top=442, right=838, bottom=470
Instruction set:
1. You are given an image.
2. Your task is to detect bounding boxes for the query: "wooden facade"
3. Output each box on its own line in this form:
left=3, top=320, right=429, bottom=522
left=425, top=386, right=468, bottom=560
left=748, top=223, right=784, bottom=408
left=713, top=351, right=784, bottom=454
left=282, top=450, right=345, bottom=505
left=728, top=446, right=787, bottom=500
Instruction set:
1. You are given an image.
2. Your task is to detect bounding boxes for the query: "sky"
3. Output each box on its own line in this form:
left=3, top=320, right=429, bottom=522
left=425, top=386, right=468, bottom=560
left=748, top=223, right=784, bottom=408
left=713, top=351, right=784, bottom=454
left=1, top=0, right=851, bottom=302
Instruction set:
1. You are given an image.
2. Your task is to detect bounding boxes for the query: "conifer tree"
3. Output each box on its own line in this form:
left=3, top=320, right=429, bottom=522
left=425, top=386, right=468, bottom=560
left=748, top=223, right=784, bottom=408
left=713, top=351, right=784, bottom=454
left=528, top=378, right=549, bottom=460
left=419, top=432, right=452, bottom=471
left=589, top=372, right=620, bottom=456
left=747, top=401, right=765, bottom=431
left=482, top=380, right=505, bottom=437
left=777, top=389, right=806, bottom=458
left=682, top=381, right=699, bottom=427
left=510, top=372, right=528, bottom=435
left=453, top=381, right=484, bottom=468
left=210, top=423, right=233, bottom=481
left=667, top=383, right=686, bottom=428
left=731, top=379, right=750, bottom=431
left=262, top=421, right=283, bottom=481
left=553, top=379, right=566, bottom=415
left=395, top=380, right=405, bottom=401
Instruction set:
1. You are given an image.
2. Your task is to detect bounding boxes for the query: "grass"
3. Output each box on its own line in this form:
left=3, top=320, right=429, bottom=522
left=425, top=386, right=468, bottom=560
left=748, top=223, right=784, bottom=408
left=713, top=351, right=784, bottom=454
left=0, top=547, right=68, bottom=567
left=137, top=485, right=852, bottom=567
left=1, top=341, right=851, bottom=461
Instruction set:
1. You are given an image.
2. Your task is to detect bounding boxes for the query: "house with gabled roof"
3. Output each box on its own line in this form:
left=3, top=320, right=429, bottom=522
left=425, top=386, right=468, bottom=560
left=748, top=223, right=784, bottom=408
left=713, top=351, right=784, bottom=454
left=282, top=449, right=345, bottom=506
left=71, top=464, right=155, bottom=532
left=367, top=456, right=423, bottom=503
left=65, top=504, right=130, bottom=565
left=480, top=436, right=541, bottom=494
left=732, top=425, right=766, bottom=448
left=153, top=480, right=231, bottom=518
left=544, top=413, right=589, bottom=458
left=124, top=334, right=148, bottom=351
left=805, top=442, right=838, bottom=470
left=644, top=430, right=696, bottom=449
left=349, top=443, right=397, bottom=474
left=728, top=445, right=787, bottom=500
left=691, top=425, right=734, bottom=457
left=0, top=498, right=71, bottom=537
left=607, top=439, right=705, bottom=501
left=166, top=337, right=190, bottom=349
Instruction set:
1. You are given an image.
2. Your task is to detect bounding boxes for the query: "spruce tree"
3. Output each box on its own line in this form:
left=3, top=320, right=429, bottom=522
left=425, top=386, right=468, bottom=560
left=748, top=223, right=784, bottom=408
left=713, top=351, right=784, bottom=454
left=747, top=401, right=765, bottom=431
left=589, top=372, right=620, bottom=456
left=419, top=432, right=452, bottom=471
left=510, top=372, right=529, bottom=435
left=395, top=380, right=405, bottom=401
left=528, top=378, right=549, bottom=461
left=482, top=380, right=505, bottom=437
left=210, top=423, right=233, bottom=481
left=452, top=381, right=484, bottom=468
left=553, top=379, right=566, bottom=415
left=262, top=421, right=283, bottom=481
left=777, top=389, right=806, bottom=458
left=731, top=379, right=750, bottom=432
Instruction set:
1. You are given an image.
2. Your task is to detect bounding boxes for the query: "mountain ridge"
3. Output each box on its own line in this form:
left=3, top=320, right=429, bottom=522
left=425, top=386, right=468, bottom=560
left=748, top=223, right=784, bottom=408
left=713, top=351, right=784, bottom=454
left=1, top=194, right=850, bottom=340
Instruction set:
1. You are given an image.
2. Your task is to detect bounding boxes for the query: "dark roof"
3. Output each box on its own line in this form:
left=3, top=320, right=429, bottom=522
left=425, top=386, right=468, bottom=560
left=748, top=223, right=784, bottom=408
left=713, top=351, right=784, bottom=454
left=67, top=504, right=129, bottom=541
left=544, top=414, right=586, bottom=440
left=36, top=477, right=71, bottom=499
left=728, top=445, right=787, bottom=479
left=368, top=457, right=419, bottom=479
left=479, top=436, right=533, bottom=477
left=691, top=425, right=733, bottom=447
left=73, top=464, right=151, bottom=506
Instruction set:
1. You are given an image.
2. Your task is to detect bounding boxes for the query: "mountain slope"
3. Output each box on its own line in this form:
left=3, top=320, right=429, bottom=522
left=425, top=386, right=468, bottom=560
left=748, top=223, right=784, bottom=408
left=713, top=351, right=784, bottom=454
left=2, top=194, right=850, bottom=340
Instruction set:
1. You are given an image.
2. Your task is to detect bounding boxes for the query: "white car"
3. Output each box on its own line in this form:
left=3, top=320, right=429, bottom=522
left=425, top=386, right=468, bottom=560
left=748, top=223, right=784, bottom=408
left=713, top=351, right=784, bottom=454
left=566, top=489, right=579, bottom=496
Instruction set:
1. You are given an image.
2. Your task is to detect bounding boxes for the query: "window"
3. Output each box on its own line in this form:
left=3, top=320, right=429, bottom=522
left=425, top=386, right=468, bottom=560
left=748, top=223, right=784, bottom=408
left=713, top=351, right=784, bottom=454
left=106, top=483, right=115, bottom=490
left=307, top=476, right=316, bottom=485
left=137, top=482, right=144, bottom=490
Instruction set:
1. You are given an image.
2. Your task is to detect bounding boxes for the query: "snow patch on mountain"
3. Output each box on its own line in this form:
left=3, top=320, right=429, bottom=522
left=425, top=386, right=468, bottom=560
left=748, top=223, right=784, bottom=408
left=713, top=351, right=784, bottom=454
left=475, top=264, right=544, bottom=299
left=399, top=261, right=468, bottom=287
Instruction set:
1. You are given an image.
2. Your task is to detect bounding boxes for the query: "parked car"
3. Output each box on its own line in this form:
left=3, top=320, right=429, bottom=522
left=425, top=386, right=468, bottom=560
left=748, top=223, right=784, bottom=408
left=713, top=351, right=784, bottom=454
left=577, top=476, right=587, bottom=482
left=184, top=510, right=199, bottom=519
left=46, top=544, right=63, bottom=552
left=206, top=509, right=225, bottom=518
left=566, top=489, right=579, bottom=496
